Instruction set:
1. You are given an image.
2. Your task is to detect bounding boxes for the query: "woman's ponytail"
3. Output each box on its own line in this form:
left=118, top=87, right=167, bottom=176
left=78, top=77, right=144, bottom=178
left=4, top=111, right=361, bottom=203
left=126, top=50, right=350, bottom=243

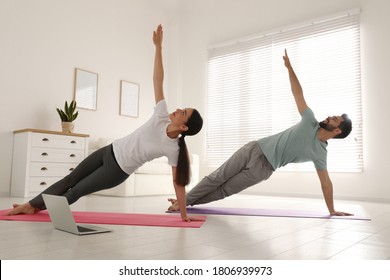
left=176, top=135, right=190, bottom=186
left=175, top=109, right=203, bottom=186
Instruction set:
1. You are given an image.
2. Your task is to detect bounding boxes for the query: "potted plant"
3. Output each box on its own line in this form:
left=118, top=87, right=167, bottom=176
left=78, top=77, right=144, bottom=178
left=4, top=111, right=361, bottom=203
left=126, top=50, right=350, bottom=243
left=56, top=100, right=79, bottom=133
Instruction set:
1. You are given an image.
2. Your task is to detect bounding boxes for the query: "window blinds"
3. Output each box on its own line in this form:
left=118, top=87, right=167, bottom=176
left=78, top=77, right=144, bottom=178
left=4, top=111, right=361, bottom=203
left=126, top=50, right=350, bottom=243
left=206, top=10, right=362, bottom=172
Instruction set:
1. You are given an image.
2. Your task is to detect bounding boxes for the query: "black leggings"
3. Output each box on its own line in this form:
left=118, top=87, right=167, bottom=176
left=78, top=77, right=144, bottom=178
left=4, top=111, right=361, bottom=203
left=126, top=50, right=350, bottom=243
left=29, top=144, right=129, bottom=210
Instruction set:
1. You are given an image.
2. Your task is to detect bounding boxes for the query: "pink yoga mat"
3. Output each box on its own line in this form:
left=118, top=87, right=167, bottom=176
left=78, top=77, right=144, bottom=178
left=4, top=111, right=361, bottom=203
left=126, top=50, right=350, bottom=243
left=168, top=206, right=370, bottom=221
left=0, top=209, right=206, bottom=228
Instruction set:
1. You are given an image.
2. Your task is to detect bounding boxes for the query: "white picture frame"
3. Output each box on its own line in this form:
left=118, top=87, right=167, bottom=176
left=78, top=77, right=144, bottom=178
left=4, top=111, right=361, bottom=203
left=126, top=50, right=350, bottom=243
left=120, top=80, right=139, bottom=117
left=74, top=68, right=98, bottom=111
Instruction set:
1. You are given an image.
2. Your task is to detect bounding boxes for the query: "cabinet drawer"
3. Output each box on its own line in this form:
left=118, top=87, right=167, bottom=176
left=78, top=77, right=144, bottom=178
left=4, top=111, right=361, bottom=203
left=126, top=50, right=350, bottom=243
left=29, top=177, right=63, bottom=193
left=30, top=147, right=85, bottom=163
left=31, top=133, right=86, bottom=150
left=30, top=162, right=77, bottom=177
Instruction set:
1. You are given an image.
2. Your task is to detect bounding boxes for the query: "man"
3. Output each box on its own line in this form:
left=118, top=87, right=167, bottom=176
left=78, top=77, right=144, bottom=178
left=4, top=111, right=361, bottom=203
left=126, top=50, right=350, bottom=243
left=169, top=50, right=353, bottom=216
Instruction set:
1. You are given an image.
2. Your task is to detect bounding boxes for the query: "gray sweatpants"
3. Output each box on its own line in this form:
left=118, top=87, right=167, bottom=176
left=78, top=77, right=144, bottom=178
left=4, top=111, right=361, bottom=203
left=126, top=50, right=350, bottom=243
left=186, top=141, right=273, bottom=206
left=29, top=144, right=129, bottom=210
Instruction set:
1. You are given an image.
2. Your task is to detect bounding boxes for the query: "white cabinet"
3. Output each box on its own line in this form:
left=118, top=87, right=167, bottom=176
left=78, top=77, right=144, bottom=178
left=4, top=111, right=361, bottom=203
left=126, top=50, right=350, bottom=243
left=11, top=129, right=89, bottom=198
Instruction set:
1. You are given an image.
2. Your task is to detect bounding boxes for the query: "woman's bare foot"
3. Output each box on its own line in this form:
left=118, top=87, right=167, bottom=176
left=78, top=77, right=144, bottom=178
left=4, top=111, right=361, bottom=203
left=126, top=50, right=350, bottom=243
left=167, top=198, right=179, bottom=211
left=5, top=202, right=40, bottom=216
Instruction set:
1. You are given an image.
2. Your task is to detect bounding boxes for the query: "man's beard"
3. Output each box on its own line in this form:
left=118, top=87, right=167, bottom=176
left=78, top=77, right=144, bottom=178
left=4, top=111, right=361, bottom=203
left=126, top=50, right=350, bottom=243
left=319, top=121, right=335, bottom=132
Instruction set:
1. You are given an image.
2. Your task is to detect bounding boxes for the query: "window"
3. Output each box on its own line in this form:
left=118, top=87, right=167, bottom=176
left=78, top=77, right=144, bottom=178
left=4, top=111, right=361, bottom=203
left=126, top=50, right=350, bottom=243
left=206, top=10, right=362, bottom=172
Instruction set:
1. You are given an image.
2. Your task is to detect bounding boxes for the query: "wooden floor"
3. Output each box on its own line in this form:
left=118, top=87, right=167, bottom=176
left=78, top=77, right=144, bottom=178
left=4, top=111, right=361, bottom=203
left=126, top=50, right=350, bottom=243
left=1, top=194, right=390, bottom=260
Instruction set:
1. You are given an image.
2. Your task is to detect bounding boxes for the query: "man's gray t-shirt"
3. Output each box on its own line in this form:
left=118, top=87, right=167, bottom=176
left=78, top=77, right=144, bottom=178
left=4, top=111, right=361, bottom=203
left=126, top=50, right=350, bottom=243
left=257, top=108, right=327, bottom=171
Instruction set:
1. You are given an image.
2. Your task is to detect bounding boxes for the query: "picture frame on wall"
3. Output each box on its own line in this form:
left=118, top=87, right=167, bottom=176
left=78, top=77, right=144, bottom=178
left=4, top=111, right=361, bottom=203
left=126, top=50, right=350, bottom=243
left=74, top=68, right=98, bottom=111
left=120, top=80, right=139, bottom=118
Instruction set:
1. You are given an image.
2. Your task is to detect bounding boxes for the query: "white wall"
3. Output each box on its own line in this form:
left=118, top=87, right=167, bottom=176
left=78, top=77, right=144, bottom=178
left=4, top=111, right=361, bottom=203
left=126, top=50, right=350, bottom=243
left=176, top=0, right=390, bottom=202
left=0, top=0, right=181, bottom=195
left=1, top=0, right=390, bottom=203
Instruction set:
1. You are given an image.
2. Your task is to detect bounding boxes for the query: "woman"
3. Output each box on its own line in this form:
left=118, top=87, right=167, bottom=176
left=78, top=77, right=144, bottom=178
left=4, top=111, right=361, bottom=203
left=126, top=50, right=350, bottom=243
left=7, top=25, right=203, bottom=222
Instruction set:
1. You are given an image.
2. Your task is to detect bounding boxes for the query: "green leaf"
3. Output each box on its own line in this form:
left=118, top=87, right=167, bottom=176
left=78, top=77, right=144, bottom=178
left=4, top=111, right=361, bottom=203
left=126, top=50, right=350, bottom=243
left=72, top=111, right=79, bottom=121
left=70, top=100, right=76, bottom=110
left=65, top=101, right=69, bottom=112
left=56, top=108, right=67, bottom=122
left=69, top=100, right=76, bottom=116
left=56, top=108, right=63, bottom=121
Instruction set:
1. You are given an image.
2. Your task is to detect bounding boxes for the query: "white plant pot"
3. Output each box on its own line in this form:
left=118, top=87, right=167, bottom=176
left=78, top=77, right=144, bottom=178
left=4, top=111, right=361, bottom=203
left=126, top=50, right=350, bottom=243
left=61, top=122, right=75, bottom=133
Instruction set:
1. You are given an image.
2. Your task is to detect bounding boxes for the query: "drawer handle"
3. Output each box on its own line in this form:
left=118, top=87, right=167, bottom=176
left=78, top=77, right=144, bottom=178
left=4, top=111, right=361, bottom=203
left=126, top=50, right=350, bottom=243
left=40, top=182, right=47, bottom=186
left=42, top=138, right=49, bottom=142
left=70, top=140, right=77, bottom=144
left=70, top=154, right=76, bottom=158
left=41, top=167, right=48, bottom=171
left=41, top=152, right=48, bottom=156
left=69, top=168, right=75, bottom=172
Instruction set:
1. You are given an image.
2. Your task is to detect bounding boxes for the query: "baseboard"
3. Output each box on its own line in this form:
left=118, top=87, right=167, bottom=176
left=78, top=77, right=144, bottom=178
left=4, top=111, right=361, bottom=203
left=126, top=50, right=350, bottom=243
left=0, top=191, right=10, bottom=197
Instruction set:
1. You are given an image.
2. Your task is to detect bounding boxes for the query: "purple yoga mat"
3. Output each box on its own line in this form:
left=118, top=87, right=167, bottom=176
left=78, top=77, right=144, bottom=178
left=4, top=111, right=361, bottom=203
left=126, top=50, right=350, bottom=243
left=168, top=206, right=370, bottom=220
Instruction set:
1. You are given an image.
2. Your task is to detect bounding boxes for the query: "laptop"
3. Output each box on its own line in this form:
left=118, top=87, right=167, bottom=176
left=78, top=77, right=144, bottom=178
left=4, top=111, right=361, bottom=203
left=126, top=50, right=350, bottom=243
left=42, top=194, right=111, bottom=235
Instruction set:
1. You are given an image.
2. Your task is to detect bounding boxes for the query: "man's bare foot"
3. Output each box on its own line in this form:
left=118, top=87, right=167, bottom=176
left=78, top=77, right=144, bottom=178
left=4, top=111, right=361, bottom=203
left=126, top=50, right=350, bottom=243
left=5, top=202, right=39, bottom=216
left=167, top=198, right=179, bottom=211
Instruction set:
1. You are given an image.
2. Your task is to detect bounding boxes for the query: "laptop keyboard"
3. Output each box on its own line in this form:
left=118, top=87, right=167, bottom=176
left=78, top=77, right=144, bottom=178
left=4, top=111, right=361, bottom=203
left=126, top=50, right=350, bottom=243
left=77, top=225, right=96, bottom=232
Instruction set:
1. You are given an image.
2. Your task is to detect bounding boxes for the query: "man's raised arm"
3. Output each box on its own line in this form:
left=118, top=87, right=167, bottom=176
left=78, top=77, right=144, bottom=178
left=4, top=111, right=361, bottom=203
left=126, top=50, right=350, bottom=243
left=283, top=49, right=308, bottom=114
